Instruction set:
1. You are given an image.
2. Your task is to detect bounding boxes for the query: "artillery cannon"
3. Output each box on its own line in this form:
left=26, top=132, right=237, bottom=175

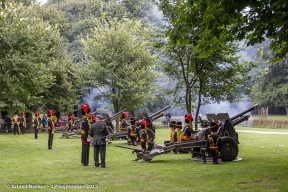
left=117, top=104, right=259, bottom=163
left=107, top=105, right=171, bottom=142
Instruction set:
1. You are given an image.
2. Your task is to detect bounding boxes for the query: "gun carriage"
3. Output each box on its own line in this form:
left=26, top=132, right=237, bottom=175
left=116, top=104, right=258, bottom=163
left=107, top=105, right=171, bottom=143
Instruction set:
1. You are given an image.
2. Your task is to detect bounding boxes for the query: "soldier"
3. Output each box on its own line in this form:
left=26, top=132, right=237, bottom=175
left=33, top=111, right=41, bottom=139
left=128, top=116, right=139, bottom=146
left=90, top=115, right=109, bottom=168
left=120, top=112, right=129, bottom=131
left=176, top=121, right=183, bottom=142
left=80, top=104, right=92, bottom=166
left=67, top=115, right=74, bottom=133
left=19, top=111, right=26, bottom=134
left=12, top=112, right=20, bottom=135
left=47, top=110, right=55, bottom=149
left=201, top=122, right=222, bottom=164
left=182, top=114, right=194, bottom=141
left=139, top=120, right=149, bottom=151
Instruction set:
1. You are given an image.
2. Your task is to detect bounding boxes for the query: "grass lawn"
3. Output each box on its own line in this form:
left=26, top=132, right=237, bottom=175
left=0, top=127, right=287, bottom=192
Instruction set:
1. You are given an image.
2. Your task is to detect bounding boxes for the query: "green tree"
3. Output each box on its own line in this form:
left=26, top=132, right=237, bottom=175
left=156, top=0, right=255, bottom=128
left=0, top=3, right=80, bottom=113
left=175, top=0, right=288, bottom=62
left=81, top=19, right=159, bottom=113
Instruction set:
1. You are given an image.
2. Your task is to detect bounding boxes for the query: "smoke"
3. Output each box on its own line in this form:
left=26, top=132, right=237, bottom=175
left=198, top=100, right=255, bottom=119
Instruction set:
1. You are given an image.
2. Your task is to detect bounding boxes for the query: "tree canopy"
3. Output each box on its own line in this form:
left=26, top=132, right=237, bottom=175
left=174, top=0, right=288, bottom=62
left=81, top=19, right=160, bottom=113
left=0, top=2, right=81, bottom=113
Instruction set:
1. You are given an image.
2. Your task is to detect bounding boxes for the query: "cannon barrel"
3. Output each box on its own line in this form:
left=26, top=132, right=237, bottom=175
left=230, top=104, right=258, bottom=121
left=109, top=109, right=127, bottom=121
left=149, top=105, right=171, bottom=119
left=150, top=112, right=165, bottom=122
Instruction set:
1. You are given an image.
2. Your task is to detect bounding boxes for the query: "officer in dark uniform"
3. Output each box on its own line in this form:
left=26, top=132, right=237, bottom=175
left=128, top=116, right=139, bottom=146
left=47, top=110, right=55, bottom=149
left=12, top=112, right=19, bottom=135
left=90, top=115, right=109, bottom=168
left=182, top=114, right=194, bottom=141
left=201, top=121, right=222, bottom=164
left=67, top=115, right=74, bottom=133
left=33, top=111, right=41, bottom=139
left=80, top=104, right=92, bottom=166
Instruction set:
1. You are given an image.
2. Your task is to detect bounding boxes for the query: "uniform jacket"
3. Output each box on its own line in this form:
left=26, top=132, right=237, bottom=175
left=206, top=133, right=222, bottom=152
left=90, top=120, right=108, bottom=146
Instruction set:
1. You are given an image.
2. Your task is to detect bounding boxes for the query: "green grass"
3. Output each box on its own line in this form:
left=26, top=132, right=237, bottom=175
left=0, top=127, right=288, bottom=192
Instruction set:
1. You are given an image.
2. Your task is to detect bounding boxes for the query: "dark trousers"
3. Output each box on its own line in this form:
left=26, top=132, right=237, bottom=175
left=35, top=128, right=38, bottom=139
left=201, top=148, right=218, bottom=163
left=14, top=124, right=20, bottom=135
left=129, top=136, right=137, bottom=145
left=93, top=144, right=106, bottom=167
left=20, top=125, right=25, bottom=134
left=48, top=134, right=54, bottom=149
left=81, top=143, right=90, bottom=165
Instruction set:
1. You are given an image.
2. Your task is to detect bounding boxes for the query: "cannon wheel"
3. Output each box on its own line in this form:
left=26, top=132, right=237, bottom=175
left=139, top=129, right=155, bottom=142
left=220, top=136, right=239, bottom=161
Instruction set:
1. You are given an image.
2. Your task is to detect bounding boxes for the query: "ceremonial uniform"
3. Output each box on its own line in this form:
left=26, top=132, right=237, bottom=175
left=128, top=117, right=139, bottom=146
left=67, top=116, right=74, bottom=133
left=170, top=121, right=177, bottom=143
left=120, top=112, right=129, bottom=131
left=47, top=110, right=55, bottom=149
left=33, top=111, right=41, bottom=139
left=176, top=121, right=183, bottom=142
left=201, top=122, right=222, bottom=164
left=182, top=114, right=194, bottom=141
left=140, top=120, right=149, bottom=151
left=90, top=115, right=109, bottom=168
left=13, top=112, right=20, bottom=135
left=19, top=111, right=26, bottom=134
left=80, top=104, right=91, bottom=166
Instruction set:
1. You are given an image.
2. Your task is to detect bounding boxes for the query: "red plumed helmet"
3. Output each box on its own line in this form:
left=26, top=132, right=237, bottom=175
left=142, top=120, right=148, bottom=127
left=47, top=110, right=54, bottom=116
left=81, top=104, right=90, bottom=115
left=89, top=113, right=93, bottom=119
left=122, top=112, right=128, bottom=119
left=185, top=114, right=193, bottom=123
left=35, top=111, right=40, bottom=117
left=69, top=116, right=73, bottom=120
left=21, top=111, right=25, bottom=115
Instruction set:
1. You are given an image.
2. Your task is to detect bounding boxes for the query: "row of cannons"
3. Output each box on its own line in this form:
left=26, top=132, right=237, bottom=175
left=57, top=104, right=259, bottom=163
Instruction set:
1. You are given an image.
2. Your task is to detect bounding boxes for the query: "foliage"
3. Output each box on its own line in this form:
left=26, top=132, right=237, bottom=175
left=250, top=60, right=288, bottom=108
left=0, top=2, right=81, bottom=113
left=156, top=0, right=256, bottom=125
left=176, top=0, right=288, bottom=63
left=81, top=19, right=160, bottom=113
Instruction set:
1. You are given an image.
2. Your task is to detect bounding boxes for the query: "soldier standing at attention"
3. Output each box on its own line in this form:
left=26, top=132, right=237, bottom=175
left=47, top=110, right=55, bottom=149
left=19, top=111, right=26, bottom=134
left=90, top=115, right=109, bottom=168
left=201, top=122, right=222, bottom=164
left=13, top=112, right=19, bottom=135
left=80, top=104, right=92, bottom=166
left=34, top=111, right=41, bottom=139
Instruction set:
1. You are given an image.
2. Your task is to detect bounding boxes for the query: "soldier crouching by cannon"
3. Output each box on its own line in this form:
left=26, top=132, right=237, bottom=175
left=127, top=116, right=139, bottom=146
left=201, top=121, right=222, bottom=164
